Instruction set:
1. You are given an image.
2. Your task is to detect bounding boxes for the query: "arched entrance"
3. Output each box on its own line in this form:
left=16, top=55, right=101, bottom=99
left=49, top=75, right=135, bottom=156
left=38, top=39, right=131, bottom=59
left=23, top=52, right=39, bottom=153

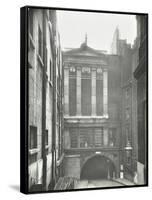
left=80, top=155, right=116, bottom=180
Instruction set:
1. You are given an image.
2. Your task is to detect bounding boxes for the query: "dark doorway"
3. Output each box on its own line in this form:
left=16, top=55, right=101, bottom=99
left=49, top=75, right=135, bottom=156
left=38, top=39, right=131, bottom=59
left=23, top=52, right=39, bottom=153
left=80, top=155, right=116, bottom=180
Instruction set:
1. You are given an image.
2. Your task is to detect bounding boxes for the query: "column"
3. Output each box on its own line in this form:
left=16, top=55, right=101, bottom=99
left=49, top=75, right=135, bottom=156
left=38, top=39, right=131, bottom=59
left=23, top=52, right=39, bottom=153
left=91, top=68, right=96, bottom=116
left=64, top=67, right=69, bottom=115
left=103, top=127, right=108, bottom=146
left=76, top=67, right=81, bottom=115
left=103, top=69, right=108, bottom=117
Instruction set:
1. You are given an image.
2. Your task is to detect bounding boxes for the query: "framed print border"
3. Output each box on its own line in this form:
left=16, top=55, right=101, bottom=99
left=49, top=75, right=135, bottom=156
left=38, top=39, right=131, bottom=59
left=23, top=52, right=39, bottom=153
left=20, top=6, right=148, bottom=194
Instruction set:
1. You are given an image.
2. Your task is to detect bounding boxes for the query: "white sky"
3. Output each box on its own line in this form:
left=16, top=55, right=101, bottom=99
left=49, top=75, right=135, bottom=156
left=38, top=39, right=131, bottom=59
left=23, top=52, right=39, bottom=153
left=57, top=10, right=137, bottom=53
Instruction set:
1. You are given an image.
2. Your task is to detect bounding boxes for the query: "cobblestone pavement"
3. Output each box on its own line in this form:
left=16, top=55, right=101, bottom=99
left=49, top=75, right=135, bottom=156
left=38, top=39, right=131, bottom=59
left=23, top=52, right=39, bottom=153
left=75, top=179, right=123, bottom=189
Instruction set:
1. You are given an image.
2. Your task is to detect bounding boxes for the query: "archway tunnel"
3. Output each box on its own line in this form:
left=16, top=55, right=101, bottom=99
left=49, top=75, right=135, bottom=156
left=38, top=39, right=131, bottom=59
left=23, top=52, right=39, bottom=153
left=80, top=155, right=116, bottom=180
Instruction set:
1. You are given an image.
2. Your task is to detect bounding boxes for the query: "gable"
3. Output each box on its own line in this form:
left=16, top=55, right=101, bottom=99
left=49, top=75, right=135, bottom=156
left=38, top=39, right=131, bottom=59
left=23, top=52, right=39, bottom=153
left=63, top=43, right=106, bottom=58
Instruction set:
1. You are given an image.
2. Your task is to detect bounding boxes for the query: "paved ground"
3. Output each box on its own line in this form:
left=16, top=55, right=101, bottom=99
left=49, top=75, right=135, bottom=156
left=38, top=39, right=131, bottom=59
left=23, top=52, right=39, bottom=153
left=75, top=179, right=123, bottom=189
left=113, top=178, right=135, bottom=186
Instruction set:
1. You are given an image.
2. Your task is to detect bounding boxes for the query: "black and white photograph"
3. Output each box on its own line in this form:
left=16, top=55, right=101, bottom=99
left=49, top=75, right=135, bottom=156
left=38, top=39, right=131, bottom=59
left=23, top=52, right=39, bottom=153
left=21, top=6, right=148, bottom=193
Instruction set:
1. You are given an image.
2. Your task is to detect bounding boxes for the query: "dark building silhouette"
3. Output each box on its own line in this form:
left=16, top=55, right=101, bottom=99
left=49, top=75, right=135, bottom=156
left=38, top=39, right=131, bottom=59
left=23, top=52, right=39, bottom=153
left=133, top=15, right=148, bottom=184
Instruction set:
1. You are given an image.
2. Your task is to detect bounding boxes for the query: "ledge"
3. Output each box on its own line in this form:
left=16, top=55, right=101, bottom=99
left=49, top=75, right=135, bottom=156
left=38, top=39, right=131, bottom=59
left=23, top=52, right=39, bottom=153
left=29, top=148, right=40, bottom=155
left=64, top=115, right=109, bottom=119
left=64, top=154, right=80, bottom=158
left=64, top=147, right=120, bottom=153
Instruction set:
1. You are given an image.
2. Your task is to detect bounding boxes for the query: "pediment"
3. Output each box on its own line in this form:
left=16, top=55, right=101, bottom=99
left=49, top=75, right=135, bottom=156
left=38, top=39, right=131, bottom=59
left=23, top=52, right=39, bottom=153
left=63, top=44, right=106, bottom=58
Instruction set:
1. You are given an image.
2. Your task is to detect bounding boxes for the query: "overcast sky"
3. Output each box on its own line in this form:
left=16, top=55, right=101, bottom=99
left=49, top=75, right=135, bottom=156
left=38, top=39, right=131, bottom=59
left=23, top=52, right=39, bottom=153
left=57, top=10, right=137, bottom=53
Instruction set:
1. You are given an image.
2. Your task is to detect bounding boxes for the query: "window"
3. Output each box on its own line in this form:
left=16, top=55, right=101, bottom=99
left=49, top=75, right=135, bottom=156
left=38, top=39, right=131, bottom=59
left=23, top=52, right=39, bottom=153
left=96, top=73, right=103, bottom=116
left=94, top=128, right=103, bottom=147
left=30, top=126, right=37, bottom=149
left=79, top=128, right=93, bottom=148
left=38, top=26, right=42, bottom=58
left=28, top=9, right=34, bottom=38
left=69, top=67, right=76, bottom=116
left=45, top=130, right=48, bottom=146
left=79, top=128, right=103, bottom=148
left=70, top=128, right=106, bottom=148
left=81, top=69, right=91, bottom=116
left=70, top=129, right=78, bottom=148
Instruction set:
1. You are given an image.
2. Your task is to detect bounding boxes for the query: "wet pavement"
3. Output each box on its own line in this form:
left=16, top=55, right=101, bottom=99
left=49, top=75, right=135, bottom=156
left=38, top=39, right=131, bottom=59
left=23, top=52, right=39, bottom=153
left=75, top=179, right=123, bottom=189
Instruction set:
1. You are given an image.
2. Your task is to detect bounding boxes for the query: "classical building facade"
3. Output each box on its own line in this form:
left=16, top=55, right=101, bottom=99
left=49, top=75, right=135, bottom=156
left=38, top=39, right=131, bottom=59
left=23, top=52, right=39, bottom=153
left=28, top=8, right=64, bottom=191
left=63, top=38, right=123, bottom=180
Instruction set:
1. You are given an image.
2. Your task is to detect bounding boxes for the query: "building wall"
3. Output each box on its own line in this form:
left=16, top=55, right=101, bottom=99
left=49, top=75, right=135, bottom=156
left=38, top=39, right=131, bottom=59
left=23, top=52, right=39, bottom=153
left=64, top=155, right=80, bottom=178
left=28, top=9, right=44, bottom=189
left=28, top=8, right=63, bottom=191
left=134, top=15, right=148, bottom=184
left=63, top=43, right=122, bottom=179
left=110, top=26, right=140, bottom=181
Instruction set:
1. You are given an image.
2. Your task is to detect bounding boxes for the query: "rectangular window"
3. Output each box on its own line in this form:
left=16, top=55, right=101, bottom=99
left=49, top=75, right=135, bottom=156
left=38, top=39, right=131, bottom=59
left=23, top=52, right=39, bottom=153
left=38, top=26, right=42, bottom=58
left=69, top=68, right=76, bottom=116
left=96, top=70, right=103, bottom=116
left=94, top=128, right=103, bottom=147
left=96, top=79, right=103, bottom=116
left=30, top=126, right=37, bottom=149
left=79, top=128, right=90, bottom=148
left=79, top=129, right=94, bottom=148
left=81, top=68, right=91, bottom=116
left=70, top=128, right=78, bottom=148
left=79, top=128, right=103, bottom=148
left=45, top=130, right=48, bottom=146
left=81, top=78, right=91, bottom=116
